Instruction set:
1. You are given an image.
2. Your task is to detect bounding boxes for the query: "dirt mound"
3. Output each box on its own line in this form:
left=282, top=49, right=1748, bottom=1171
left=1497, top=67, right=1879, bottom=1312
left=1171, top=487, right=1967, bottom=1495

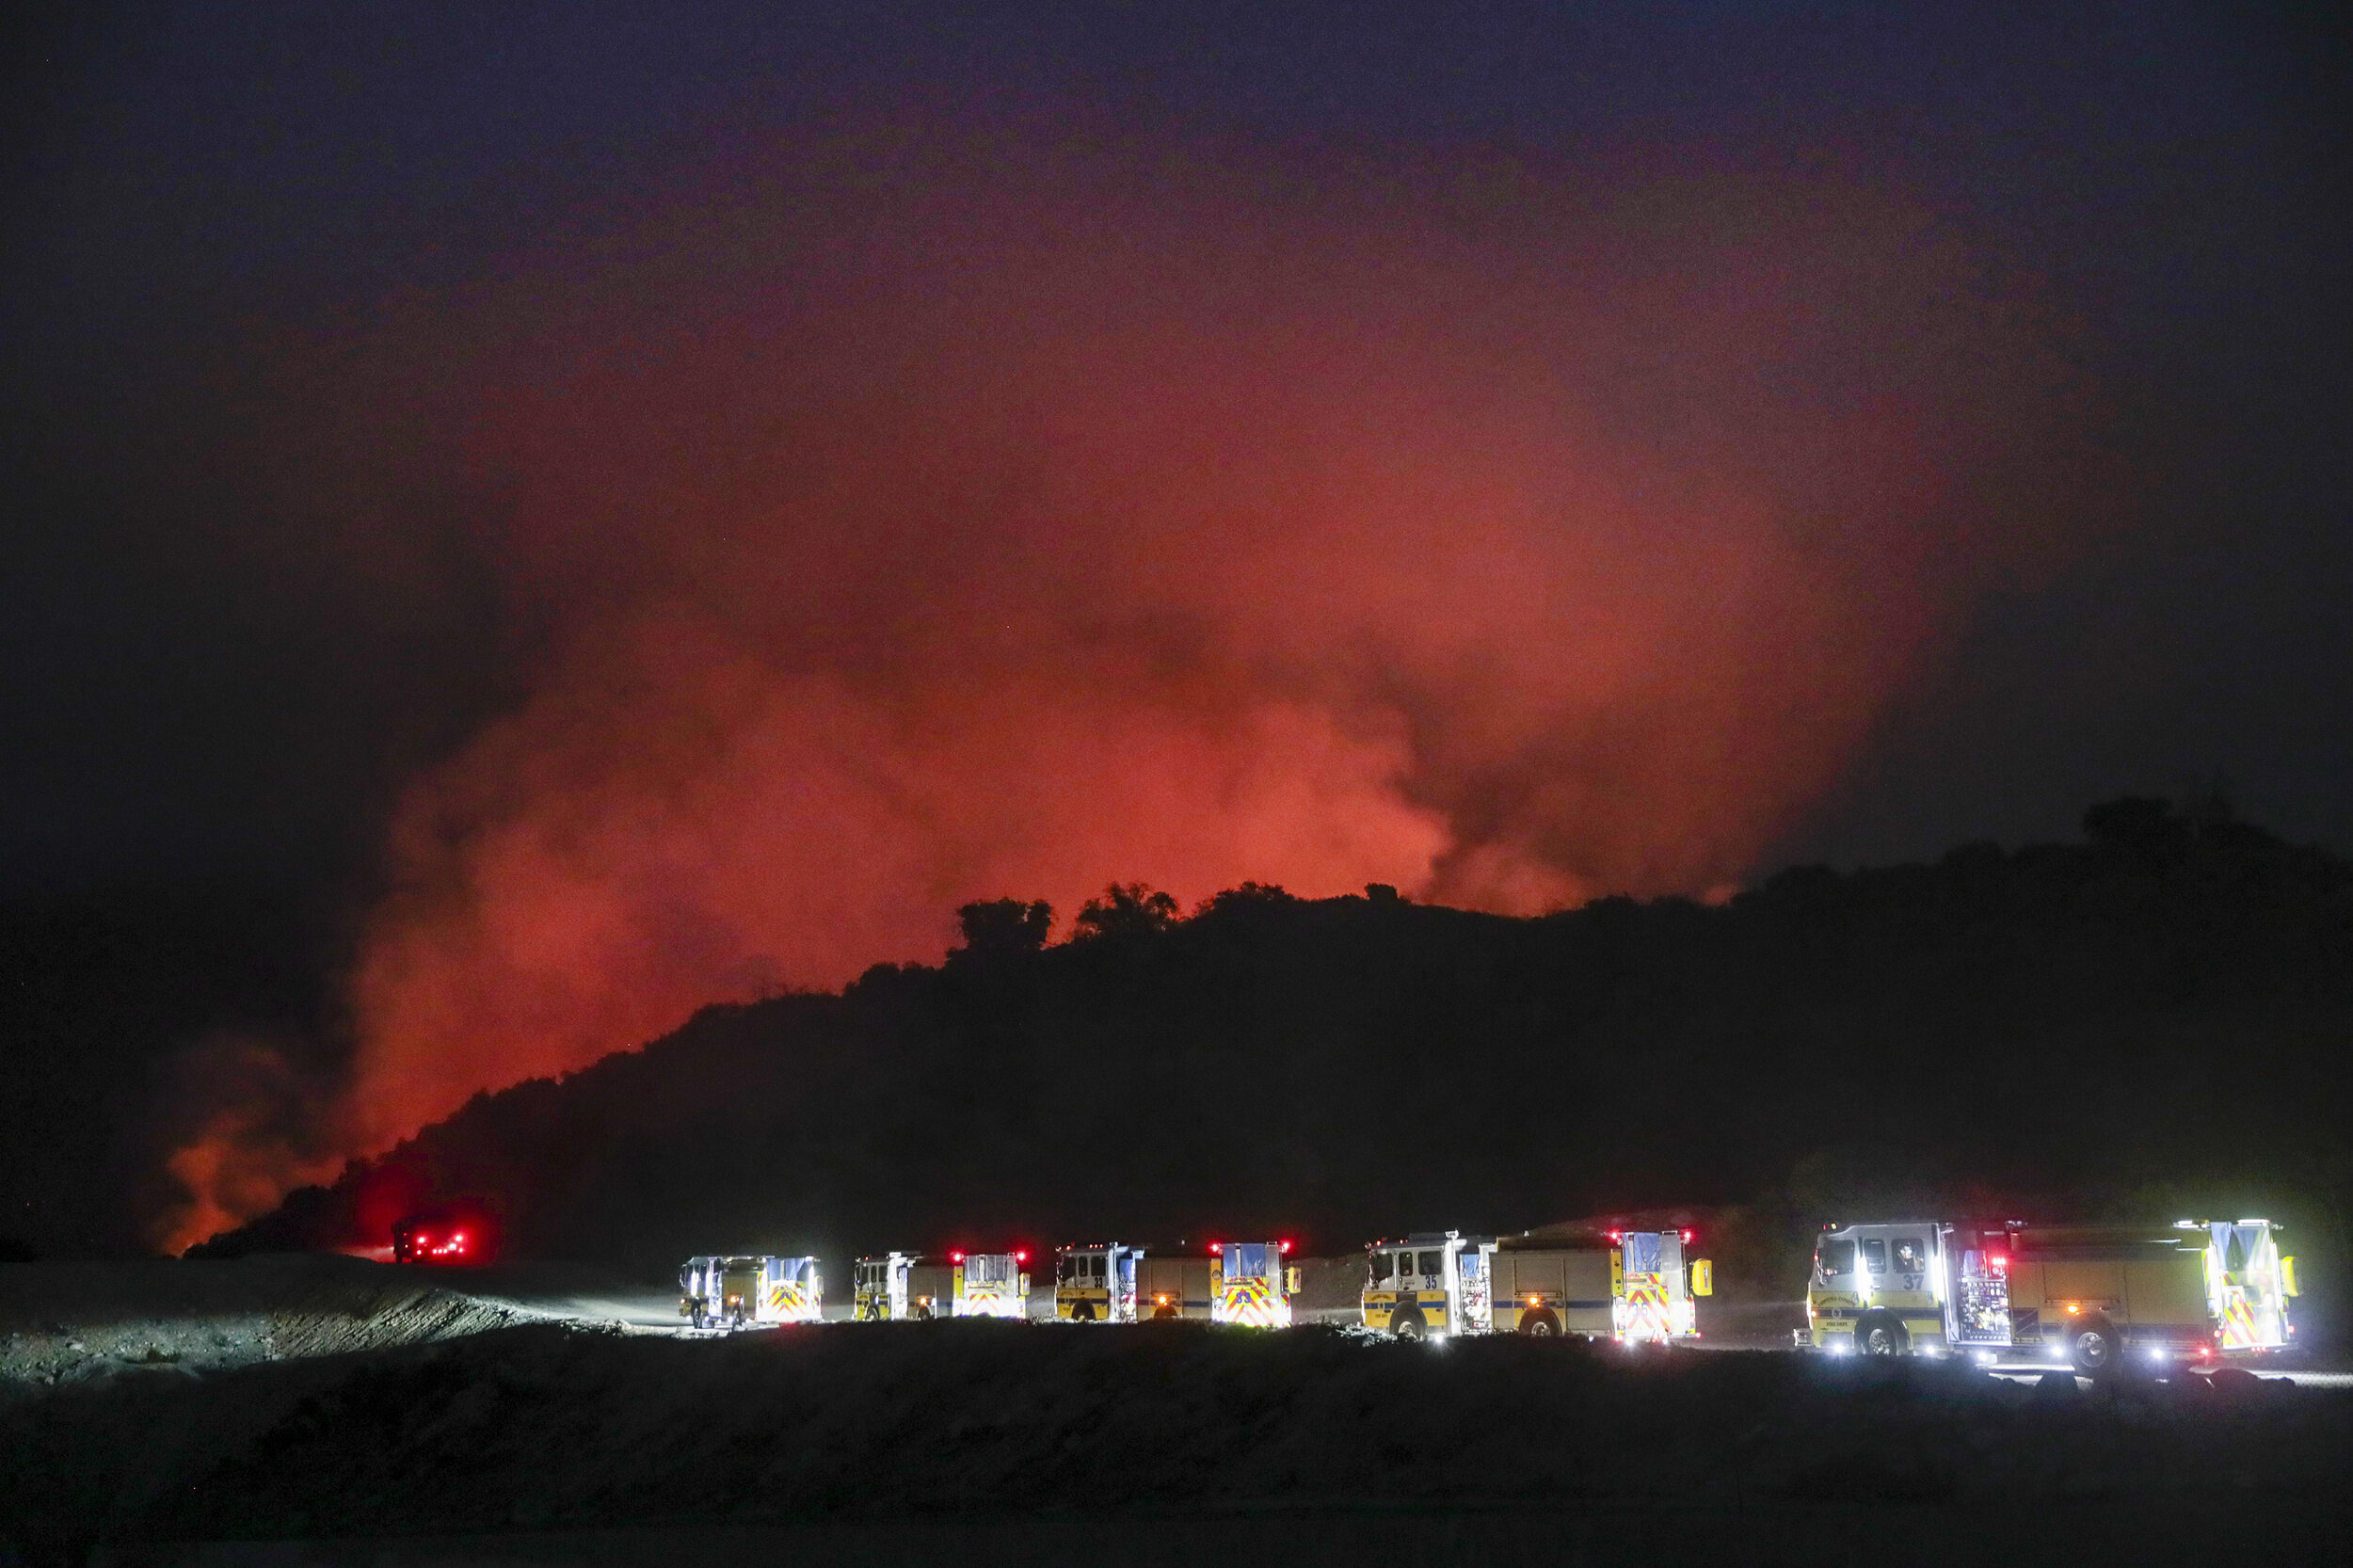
left=0, top=1256, right=543, bottom=1387
left=3, top=1321, right=2345, bottom=1563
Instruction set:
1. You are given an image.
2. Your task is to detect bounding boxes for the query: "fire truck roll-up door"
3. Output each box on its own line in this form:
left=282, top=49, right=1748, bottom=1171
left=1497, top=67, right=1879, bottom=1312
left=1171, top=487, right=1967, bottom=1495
left=1491, top=1249, right=1612, bottom=1337
left=906, top=1260, right=955, bottom=1319
left=1140, top=1255, right=1216, bottom=1320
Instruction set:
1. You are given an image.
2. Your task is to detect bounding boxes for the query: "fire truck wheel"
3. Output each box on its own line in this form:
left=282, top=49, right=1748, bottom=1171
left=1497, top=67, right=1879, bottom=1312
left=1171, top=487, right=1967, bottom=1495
left=2069, top=1320, right=2121, bottom=1377
left=1518, top=1309, right=1561, bottom=1336
left=1151, top=1303, right=1178, bottom=1320
left=1392, top=1310, right=1429, bottom=1340
left=1071, top=1300, right=1096, bottom=1322
left=1856, top=1313, right=1907, bottom=1356
left=911, top=1304, right=933, bottom=1321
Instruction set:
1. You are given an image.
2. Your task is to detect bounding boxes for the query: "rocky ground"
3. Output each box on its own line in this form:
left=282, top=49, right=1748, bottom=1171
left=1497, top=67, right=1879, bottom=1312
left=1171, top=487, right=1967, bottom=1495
left=0, top=1312, right=2344, bottom=1567
left=1, top=1257, right=2341, bottom=1566
left=0, top=1257, right=677, bottom=1389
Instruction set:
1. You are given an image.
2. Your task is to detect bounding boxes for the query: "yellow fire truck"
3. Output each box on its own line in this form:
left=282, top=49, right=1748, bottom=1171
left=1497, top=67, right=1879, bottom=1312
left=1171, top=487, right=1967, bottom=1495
left=678, top=1255, right=823, bottom=1329
left=852, top=1251, right=958, bottom=1320
left=1054, top=1242, right=1144, bottom=1321
left=1365, top=1230, right=1709, bottom=1340
left=951, top=1248, right=1032, bottom=1319
left=1801, top=1218, right=2298, bottom=1374
left=1053, top=1240, right=1296, bottom=1323
left=1211, top=1240, right=1300, bottom=1327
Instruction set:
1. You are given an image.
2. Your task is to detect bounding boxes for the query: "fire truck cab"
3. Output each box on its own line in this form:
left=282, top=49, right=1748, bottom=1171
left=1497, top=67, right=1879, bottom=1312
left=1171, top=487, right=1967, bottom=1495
left=952, top=1250, right=1031, bottom=1319
left=1362, top=1232, right=1496, bottom=1338
left=853, top=1251, right=956, bottom=1320
left=1055, top=1243, right=1143, bottom=1322
left=679, top=1255, right=823, bottom=1330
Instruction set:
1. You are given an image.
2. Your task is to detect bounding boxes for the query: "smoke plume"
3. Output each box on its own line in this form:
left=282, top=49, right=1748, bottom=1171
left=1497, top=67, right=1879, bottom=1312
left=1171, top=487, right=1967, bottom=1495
left=160, top=133, right=2108, bottom=1249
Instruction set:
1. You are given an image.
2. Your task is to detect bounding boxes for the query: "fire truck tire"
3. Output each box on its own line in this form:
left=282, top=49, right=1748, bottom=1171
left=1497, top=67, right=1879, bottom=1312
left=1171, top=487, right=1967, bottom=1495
left=1518, top=1308, right=1561, bottom=1336
left=1392, top=1309, right=1429, bottom=1340
left=1151, top=1303, right=1178, bottom=1320
left=1071, top=1300, right=1096, bottom=1322
left=911, top=1304, right=933, bottom=1320
left=2069, top=1320, right=2121, bottom=1378
left=1855, top=1312, right=1907, bottom=1356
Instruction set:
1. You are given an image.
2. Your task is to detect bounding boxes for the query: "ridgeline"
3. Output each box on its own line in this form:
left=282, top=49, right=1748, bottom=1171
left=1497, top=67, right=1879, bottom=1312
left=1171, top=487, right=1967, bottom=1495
left=200, top=799, right=2353, bottom=1307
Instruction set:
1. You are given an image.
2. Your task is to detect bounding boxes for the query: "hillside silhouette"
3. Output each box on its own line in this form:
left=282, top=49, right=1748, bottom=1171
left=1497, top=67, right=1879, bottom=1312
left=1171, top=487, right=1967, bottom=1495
left=200, top=800, right=2353, bottom=1304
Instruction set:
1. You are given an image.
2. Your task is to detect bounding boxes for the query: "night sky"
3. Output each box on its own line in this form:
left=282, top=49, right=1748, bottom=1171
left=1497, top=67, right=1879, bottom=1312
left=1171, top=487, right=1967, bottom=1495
left=4, top=3, right=2347, bottom=1252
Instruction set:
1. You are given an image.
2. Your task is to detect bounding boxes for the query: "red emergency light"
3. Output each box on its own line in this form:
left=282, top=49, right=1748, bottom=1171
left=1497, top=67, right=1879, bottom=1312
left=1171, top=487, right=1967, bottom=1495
left=1014, top=1250, right=1029, bottom=1264
left=950, top=1251, right=965, bottom=1264
left=1680, top=1229, right=1694, bottom=1244
left=1207, top=1240, right=1221, bottom=1255
left=1279, top=1240, right=1293, bottom=1254
left=391, top=1207, right=492, bottom=1266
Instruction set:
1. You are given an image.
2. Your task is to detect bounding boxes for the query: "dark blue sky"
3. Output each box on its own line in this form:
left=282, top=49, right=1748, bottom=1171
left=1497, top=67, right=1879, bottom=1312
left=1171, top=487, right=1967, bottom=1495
left=4, top=1, right=2346, bottom=888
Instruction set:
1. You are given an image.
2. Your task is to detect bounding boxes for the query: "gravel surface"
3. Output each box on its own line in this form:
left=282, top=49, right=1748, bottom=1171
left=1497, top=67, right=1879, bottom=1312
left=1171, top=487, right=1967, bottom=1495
left=2, top=1316, right=2345, bottom=1566
left=0, top=1257, right=675, bottom=1390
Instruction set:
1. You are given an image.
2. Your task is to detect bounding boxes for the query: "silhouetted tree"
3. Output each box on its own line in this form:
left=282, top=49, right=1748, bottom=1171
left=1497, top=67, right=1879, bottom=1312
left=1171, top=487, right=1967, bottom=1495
left=2083, top=795, right=2188, bottom=858
left=952, top=898, right=1054, bottom=962
left=1199, top=882, right=1298, bottom=917
left=1072, top=883, right=1178, bottom=940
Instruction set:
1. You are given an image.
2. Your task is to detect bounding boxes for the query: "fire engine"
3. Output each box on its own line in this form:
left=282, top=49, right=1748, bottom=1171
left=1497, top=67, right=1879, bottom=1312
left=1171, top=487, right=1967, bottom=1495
left=951, top=1249, right=1031, bottom=1319
left=678, top=1255, right=824, bottom=1330
left=1211, top=1240, right=1300, bottom=1327
left=1607, top=1227, right=1709, bottom=1344
left=391, top=1210, right=481, bottom=1266
left=853, top=1251, right=958, bottom=1320
left=1054, top=1240, right=1299, bottom=1324
left=1364, top=1229, right=1709, bottom=1340
left=1801, top=1218, right=2297, bottom=1373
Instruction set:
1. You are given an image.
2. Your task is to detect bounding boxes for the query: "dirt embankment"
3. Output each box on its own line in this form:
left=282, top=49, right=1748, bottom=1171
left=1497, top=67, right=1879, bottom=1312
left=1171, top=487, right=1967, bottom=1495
left=0, top=1256, right=562, bottom=1388
left=3, top=1320, right=2346, bottom=1565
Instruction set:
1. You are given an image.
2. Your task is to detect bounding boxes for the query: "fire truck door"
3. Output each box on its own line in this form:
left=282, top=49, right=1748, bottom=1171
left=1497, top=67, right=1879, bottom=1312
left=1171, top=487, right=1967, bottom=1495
left=1457, top=1245, right=1492, bottom=1333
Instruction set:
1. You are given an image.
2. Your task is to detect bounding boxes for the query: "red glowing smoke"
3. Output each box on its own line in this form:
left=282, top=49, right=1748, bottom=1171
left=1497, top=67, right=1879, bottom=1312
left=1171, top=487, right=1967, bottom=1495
left=158, top=135, right=2109, bottom=1250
